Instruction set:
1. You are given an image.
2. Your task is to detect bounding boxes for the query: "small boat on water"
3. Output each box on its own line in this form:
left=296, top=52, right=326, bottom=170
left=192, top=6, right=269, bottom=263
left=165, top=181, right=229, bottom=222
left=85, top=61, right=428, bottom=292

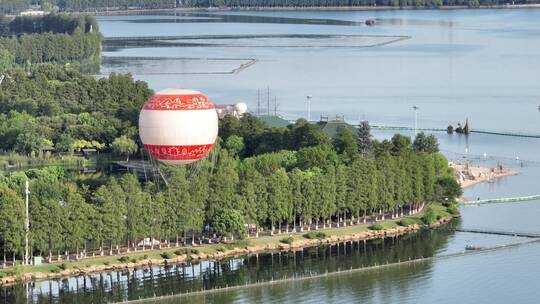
left=465, top=245, right=484, bottom=251
left=365, top=19, right=376, bottom=26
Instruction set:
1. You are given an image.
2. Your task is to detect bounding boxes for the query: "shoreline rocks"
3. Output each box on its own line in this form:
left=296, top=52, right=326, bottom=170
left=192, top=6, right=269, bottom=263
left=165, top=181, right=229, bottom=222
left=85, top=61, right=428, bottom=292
left=0, top=217, right=452, bottom=287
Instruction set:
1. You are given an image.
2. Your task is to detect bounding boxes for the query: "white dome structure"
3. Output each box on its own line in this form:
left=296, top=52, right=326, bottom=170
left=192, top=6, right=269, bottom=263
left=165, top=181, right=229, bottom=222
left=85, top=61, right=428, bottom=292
left=234, top=102, right=248, bottom=115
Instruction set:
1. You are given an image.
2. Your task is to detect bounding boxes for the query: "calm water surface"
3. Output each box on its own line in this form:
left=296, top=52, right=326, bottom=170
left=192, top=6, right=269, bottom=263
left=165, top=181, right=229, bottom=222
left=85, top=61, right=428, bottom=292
left=3, top=9, right=540, bottom=303
left=99, top=9, right=540, bottom=133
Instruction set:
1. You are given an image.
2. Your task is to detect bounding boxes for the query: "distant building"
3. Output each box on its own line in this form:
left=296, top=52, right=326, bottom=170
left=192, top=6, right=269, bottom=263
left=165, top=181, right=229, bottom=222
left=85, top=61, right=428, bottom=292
left=20, top=10, right=47, bottom=16
left=316, top=115, right=357, bottom=139
left=256, top=114, right=357, bottom=138
left=257, top=114, right=291, bottom=128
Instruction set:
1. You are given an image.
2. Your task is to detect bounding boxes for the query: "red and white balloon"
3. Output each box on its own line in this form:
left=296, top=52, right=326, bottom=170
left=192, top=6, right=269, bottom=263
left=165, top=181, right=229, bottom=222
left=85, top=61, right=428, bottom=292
left=139, top=88, right=218, bottom=165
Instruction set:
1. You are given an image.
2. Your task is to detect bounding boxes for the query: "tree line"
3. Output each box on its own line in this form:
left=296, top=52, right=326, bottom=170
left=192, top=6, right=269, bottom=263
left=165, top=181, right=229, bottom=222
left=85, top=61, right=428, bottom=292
left=0, top=0, right=536, bottom=14
left=0, top=114, right=462, bottom=264
left=2, top=14, right=99, bottom=36
left=0, top=14, right=101, bottom=66
left=0, top=64, right=151, bottom=156
left=0, top=0, right=31, bottom=15
left=22, top=0, right=538, bottom=13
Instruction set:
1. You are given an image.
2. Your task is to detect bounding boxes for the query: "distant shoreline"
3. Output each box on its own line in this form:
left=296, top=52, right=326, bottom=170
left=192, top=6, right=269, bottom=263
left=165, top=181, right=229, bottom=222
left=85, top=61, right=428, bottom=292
left=67, top=4, right=540, bottom=16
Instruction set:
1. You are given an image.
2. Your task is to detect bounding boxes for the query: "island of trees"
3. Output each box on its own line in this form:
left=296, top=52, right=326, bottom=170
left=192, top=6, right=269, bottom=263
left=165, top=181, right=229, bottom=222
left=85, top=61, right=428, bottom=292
left=0, top=13, right=461, bottom=269
left=0, top=14, right=101, bottom=72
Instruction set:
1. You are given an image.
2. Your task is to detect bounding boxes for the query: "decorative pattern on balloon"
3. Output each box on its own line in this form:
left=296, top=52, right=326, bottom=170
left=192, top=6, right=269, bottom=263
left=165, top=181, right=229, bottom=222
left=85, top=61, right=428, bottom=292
left=144, top=144, right=213, bottom=160
left=143, top=94, right=214, bottom=111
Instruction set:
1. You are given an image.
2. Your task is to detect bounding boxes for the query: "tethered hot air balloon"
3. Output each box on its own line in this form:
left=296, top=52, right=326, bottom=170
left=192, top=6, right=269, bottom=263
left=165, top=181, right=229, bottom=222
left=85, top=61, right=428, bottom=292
left=139, top=88, right=218, bottom=165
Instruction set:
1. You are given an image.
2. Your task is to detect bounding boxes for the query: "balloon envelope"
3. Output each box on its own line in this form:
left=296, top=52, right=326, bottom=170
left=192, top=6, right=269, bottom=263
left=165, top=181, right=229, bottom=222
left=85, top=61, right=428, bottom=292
left=139, top=88, right=218, bottom=165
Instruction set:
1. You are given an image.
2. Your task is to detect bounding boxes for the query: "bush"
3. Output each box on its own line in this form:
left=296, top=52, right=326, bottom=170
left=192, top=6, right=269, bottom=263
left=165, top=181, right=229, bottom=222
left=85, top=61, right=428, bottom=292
left=130, top=258, right=138, bottom=263
left=103, top=261, right=110, bottom=266
left=303, top=231, right=328, bottom=239
left=442, top=201, right=452, bottom=207
left=174, top=248, right=200, bottom=255
left=160, top=252, right=175, bottom=259
left=369, top=224, right=384, bottom=231
left=174, top=248, right=187, bottom=255
left=422, top=207, right=437, bottom=225
left=224, top=239, right=250, bottom=250
left=50, top=268, right=60, bottom=273
left=280, top=237, right=295, bottom=245
left=447, top=205, right=459, bottom=216
left=58, top=263, right=68, bottom=270
left=216, top=247, right=226, bottom=252
left=6, top=264, right=24, bottom=277
left=118, top=256, right=130, bottom=263
left=397, top=218, right=416, bottom=227
left=142, top=254, right=149, bottom=260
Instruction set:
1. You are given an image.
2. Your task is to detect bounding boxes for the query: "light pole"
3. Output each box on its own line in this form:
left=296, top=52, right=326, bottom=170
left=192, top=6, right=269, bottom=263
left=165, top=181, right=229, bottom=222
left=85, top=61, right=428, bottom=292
left=306, top=95, right=312, bottom=122
left=25, top=179, right=29, bottom=266
left=412, top=105, right=419, bottom=136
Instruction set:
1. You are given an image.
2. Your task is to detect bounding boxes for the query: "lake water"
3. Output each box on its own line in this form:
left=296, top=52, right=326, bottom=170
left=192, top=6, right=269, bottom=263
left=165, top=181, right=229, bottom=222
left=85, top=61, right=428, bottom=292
left=3, top=9, right=540, bottom=303
left=99, top=9, right=540, bottom=134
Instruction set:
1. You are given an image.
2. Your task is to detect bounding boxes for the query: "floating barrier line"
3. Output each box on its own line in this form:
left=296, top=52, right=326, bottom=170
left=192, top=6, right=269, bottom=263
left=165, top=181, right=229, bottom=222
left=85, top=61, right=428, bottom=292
left=371, top=125, right=540, bottom=139
left=455, top=228, right=540, bottom=238
left=462, top=195, right=540, bottom=205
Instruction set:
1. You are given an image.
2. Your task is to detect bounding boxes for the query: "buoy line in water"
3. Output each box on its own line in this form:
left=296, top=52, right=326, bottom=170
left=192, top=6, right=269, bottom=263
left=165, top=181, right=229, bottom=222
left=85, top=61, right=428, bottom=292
left=119, top=238, right=540, bottom=303
left=98, top=57, right=257, bottom=76
left=461, top=195, right=540, bottom=205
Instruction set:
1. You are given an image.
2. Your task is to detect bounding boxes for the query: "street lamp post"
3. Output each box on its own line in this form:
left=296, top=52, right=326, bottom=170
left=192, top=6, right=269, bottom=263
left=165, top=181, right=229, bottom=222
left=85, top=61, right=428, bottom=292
left=25, top=179, right=29, bottom=266
left=306, top=95, right=312, bottom=122
left=412, top=105, right=419, bottom=136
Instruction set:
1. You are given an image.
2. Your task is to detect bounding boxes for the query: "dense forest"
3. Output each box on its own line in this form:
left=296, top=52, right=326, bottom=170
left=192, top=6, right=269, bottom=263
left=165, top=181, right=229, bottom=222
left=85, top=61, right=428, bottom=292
left=0, top=14, right=101, bottom=66
left=0, top=64, right=150, bottom=155
left=0, top=110, right=462, bottom=263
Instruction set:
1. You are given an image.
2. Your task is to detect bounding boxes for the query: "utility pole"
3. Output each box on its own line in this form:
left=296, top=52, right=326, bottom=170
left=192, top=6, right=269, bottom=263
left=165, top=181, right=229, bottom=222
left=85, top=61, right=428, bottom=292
left=25, top=179, right=29, bottom=266
left=257, top=89, right=260, bottom=116
left=306, top=95, right=312, bottom=122
left=274, top=96, right=278, bottom=116
left=413, top=105, right=419, bottom=136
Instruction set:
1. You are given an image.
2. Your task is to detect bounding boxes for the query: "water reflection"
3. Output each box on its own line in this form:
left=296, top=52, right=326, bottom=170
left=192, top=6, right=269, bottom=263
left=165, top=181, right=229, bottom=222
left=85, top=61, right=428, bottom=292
left=1, top=226, right=455, bottom=303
